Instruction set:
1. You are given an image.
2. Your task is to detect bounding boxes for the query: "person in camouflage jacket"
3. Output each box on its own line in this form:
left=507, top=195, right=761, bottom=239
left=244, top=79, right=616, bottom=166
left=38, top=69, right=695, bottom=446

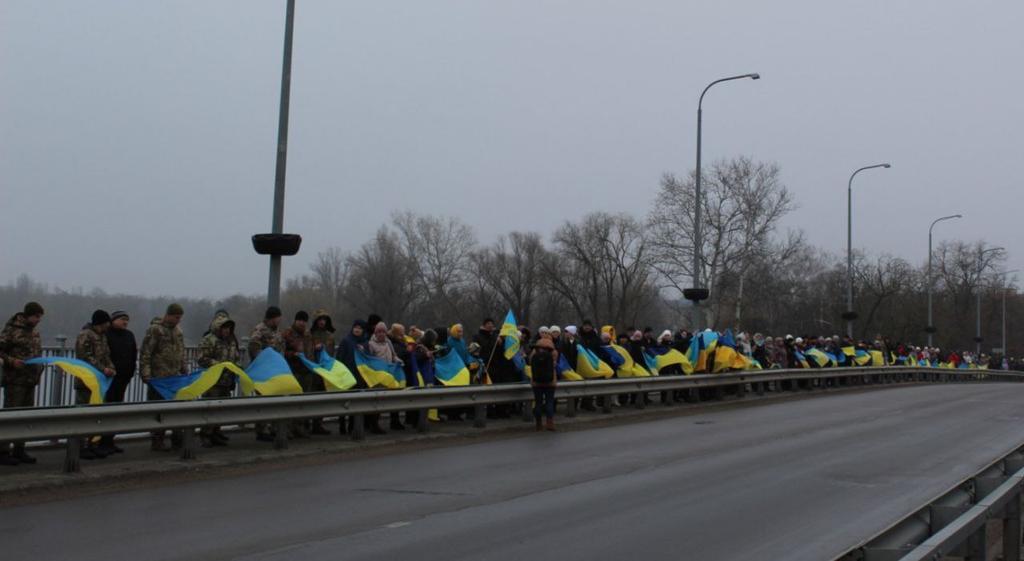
left=248, top=306, right=284, bottom=442
left=198, top=312, right=240, bottom=446
left=0, top=302, right=44, bottom=465
left=74, top=310, right=116, bottom=460
left=140, top=303, right=187, bottom=451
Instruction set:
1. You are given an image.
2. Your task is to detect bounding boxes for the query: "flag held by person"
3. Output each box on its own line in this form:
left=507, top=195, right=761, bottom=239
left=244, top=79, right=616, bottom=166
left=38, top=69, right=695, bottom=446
left=241, top=348, right=303, bottom=396
left=355, top=348, right=406, bottom=389
left=434, top=349, right=471, bottom=386
left=26, top=357, right=112, bottom=405
left=298, top=349, right=358, bottom=391
left=576, top=345, right=614, bottom=379
left=499, top=309, right=520, bottom=360
left=147, top=362, right=245, bottom=400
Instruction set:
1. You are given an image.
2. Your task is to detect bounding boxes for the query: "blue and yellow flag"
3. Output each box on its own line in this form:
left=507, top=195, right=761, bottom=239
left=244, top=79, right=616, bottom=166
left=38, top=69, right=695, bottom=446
left=26, top=357, right=112, bottom=405
left=603, top=344, right=652, bottom=377
left=298, top=350, right=358, bottom=391
left=556, top=354, right=584, bottom=381
left=713, top=330, right=753, bottom=373
left=854, top=349, right=872, bottom=366
left=355, top=349, right=406, bottom=389
left=644, top=347, right=694, bottom=375
left=688, top=331, right=719, bottom=373
left=868, top=350, right=886, bottom=366
left=434, top=349, right=471, bottom=386
left=576, top=344, right=614, bottom=379
left=794, top=350, right=810, bottom=368
left=147, top=362, right=245, bottom=400
left=803, top=348, right=833, bottom=368
left=241, top=348, right=303, bottom=396
left=500, top=310, right=520, bottom=360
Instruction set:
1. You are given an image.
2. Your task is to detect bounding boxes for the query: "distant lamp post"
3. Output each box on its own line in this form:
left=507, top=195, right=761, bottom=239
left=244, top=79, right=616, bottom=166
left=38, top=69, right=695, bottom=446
left=997, top=269, right=1020, bottom=360
left=686, top=72, right=760, bottom=329
left=844, top=163, right=891, bottom=338
left=926, top=214, right=962, bottom=346
left=974, top=246, right=1005, bottom=356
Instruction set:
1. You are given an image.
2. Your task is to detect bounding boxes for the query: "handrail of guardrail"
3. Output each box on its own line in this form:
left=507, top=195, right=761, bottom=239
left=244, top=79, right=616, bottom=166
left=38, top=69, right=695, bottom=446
left=833, top=437, right=1024, bottom=561
left=1, top=366, right=1019, bottom=444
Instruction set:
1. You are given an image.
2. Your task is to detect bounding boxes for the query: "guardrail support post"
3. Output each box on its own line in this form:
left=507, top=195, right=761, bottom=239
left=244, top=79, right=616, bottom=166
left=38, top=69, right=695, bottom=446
left=566, top=396, right=577, bottom=417
left=601, top=396, right=613, bottom=414
left=180, top=428, right=197, bottom=460
left=473, top=404, right=487, bottom=428
left=736, top=382, right=746, bottom=399
left=418, top=410, right=429, bottom=433
left=64, top=437, right=81, bottom=473
left=965, top=523, right=987, bottom=560
left=273, top=420, right=288, bottom=450
left=1005, top=492, right=1022, bottom=561
left=755, top=382, right=764, bottom=396
left=521, top=401, right=533, bottom=423
left=350, top=414, right=365, bottom=441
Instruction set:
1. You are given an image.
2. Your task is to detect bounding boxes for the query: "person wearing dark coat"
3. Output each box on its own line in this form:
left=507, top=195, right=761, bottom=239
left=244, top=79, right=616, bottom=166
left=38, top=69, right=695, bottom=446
left=100, top=311, right=136, bottom=453
left=335, top=319, right=384, bottom=434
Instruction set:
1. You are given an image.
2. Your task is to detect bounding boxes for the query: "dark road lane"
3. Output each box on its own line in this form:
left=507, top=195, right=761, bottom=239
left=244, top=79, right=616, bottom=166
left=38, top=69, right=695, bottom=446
left=5, top=383, right=1024, bottom=561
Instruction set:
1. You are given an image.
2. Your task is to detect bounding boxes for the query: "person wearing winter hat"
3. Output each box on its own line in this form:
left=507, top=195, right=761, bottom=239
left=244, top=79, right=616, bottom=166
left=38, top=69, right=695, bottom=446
left=283, top=311, right=315, bottom=438
left=140, top=304, right=187, bottom=451
left=247, top=307, right=285, bottom=442
left=69, top=310, right=116, bottom=460
left=98, top=310, right=136, bottom=454
left=0, top=303, right=46, bottom=465
left=197, top=311, right=240, bottom=447
left=306, top=309, right=337, bottom=435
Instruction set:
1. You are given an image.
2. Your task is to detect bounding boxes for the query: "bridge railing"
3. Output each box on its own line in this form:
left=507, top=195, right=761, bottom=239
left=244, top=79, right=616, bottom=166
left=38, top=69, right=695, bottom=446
left=1, top=366, right=1021, bottom=473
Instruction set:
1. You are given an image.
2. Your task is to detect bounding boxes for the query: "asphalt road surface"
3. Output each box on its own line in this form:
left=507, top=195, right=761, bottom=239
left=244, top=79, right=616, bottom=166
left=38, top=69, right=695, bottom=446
left=5, top=383, right=1024, bottom=561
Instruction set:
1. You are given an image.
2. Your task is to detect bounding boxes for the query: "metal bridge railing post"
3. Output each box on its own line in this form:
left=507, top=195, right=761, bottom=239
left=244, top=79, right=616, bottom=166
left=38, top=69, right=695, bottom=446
left=473, top=404, right=486, bottom=428
left=273, top=420, right=288, bottom=450
left=63, top=437, right=81, bottom=473
left=180, top=428, right=197, bottom=460
left=350, top=414, right=366, bottom=440
left=1004, top=491, right=1022, bottom=561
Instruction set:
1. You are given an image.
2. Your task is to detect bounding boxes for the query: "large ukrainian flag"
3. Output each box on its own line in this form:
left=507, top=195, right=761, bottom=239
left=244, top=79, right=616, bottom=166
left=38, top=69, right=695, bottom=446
left=241, top=348, right=303, bottom=396
left=355, top=349, right=406, bottom=389
left=298, top=350, right=358, bottom=391
left=688, top=331, right=719, bottom=373
left=556, top=354, right=584, bottom=381
left=147, top=362, right=246, bottom=400
left=644, top=347, right=694, bottom=375
left=576, top=345, right=614, bottom=379
left=603, top=344, right=652, bottom=377
left=499, top=310, right=520, bottom=360
left=434, top=349, right=471, bottom=386
left=26, top=357, right=112, bottom=405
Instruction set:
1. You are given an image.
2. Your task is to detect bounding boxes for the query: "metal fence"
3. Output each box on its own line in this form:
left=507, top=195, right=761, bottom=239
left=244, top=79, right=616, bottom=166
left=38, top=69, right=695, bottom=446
left=1, top=346, right=232, bottom=408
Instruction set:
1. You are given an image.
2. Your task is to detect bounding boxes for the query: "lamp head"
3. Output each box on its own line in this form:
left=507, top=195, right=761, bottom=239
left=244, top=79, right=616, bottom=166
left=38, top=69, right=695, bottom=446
left=749, top=73, right=761, bottom=80
left=882, top=163, right=891, bottom=168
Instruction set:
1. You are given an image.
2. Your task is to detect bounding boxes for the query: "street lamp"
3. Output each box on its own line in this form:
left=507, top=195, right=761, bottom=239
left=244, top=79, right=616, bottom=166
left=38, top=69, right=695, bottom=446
left=926, top=214, right=962, bottom=346
left=685, top=72, right=760, bottom=329
left=844, top=163, right=891, bottom=338
left=997, top=269, right=1020, bottom=362
left=253, top=0, right=301, bottom=307
left=974, top=246, right=1005, bottom=356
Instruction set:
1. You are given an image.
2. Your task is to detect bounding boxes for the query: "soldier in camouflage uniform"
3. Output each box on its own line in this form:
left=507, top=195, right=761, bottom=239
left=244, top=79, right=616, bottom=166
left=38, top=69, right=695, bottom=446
left=248, top=306, right=284, bottom=442
left=0, top=302, right=44, bottom=466
left=283, top=311, right=314, bottom=438
left=307, top=309, right=336, bottom=435
left=74, top=310, right=116, bottom=460
left=198, top=313, right=240, bottom=447
left=140, top=303, right=187, bottom=451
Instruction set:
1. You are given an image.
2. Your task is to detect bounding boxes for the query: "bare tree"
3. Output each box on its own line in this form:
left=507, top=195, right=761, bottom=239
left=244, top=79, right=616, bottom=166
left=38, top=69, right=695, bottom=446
left=471, top=231, right=546, bottom=324
left=542, top=212, right=658, bottom=327
left=392, top=211, right=477, bottom=325
left=648, top=157, right=795, bottom=326
left=344, top=227, right=418, bottom=322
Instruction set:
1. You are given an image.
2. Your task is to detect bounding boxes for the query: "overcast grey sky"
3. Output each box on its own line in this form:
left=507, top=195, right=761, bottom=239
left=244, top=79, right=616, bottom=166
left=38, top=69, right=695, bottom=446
left=2, top=1, right=1021, bottom=298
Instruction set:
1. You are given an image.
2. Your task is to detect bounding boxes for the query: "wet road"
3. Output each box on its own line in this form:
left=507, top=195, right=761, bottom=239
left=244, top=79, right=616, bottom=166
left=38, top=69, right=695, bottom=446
left=5, top=383, right=1024, bottom=561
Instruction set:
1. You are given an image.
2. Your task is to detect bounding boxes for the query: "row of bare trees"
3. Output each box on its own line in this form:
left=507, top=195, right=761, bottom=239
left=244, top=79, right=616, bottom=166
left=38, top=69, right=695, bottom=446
left=2, top=156, right=1017, bottom=354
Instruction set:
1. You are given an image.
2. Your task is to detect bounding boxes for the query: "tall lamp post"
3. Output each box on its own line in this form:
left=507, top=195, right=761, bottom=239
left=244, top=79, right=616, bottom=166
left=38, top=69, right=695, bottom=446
left=926, top=214, right=962, bottom=346
left=975, top=246, right=1005, bottom=356
left=685, top=72, right=760, bottom=329
left=253, top=0, right=301, bottom=307
left=997, top=269, right=1020, bottom=361
left=844, top=163, right=891, bottom=338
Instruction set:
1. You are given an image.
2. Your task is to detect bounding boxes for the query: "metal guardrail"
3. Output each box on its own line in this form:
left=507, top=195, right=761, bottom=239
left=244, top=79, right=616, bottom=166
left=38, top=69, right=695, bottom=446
left=835, top=444, right=1024, bottom=561
left=2, top=366, right=1021, bottom=474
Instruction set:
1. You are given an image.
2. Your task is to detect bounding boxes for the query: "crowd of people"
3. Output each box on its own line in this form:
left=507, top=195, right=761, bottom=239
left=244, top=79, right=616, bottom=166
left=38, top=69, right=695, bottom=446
left=0, top=300, right=1017, bottom=467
